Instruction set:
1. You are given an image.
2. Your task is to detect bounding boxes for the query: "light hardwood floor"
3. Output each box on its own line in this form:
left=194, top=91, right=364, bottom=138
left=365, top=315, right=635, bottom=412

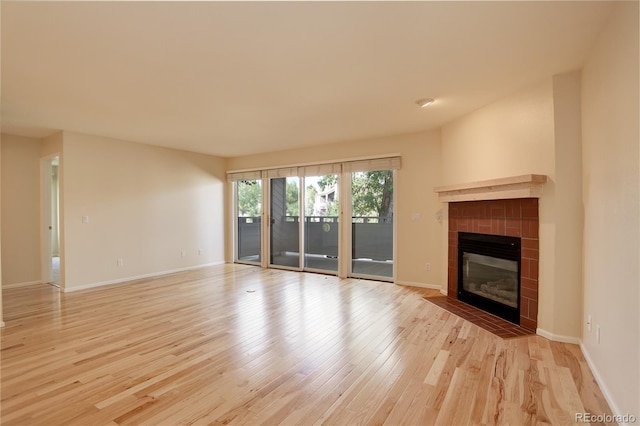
left=1, top=264, right=613, bottom=425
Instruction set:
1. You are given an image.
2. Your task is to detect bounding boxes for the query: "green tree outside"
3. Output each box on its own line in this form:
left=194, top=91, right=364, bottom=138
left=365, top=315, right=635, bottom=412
left=238, top=170, right=393, bottom=219
left=237, top=180, right=261, bottom=217
left=305, top=185, right=318, bottom=216
left=317, top=171, right=393, bottom=217
left=351, top=170, right=393, bottom=218
left=286, top=180, right=299, bottom=216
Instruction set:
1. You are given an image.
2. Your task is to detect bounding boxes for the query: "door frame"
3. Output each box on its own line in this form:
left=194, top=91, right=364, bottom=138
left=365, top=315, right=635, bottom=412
left=40, top=154, right=62, bottom=288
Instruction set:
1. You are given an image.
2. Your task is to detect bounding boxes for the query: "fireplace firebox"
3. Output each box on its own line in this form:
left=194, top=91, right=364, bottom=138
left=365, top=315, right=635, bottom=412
left=458, top=232, right=521, bottom=324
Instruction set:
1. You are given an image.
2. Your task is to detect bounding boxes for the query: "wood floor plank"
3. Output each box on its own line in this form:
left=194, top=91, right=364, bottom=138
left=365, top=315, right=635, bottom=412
left=0, top=264, right=614, bottom=425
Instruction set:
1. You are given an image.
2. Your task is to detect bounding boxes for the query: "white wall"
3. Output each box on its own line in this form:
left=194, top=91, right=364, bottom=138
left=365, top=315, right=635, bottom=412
left=61, top=132, right=227, bottom=290
left=227, top=130, right=443, bottom=288
left=581, top=1, right=639, bottom=417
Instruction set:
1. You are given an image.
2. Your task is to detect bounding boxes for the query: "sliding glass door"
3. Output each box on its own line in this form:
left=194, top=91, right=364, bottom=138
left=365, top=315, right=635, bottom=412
left=236, top=179, right=262, bottom=264
left=350, top=169, right=394, bottom=278
left=303, top=174, right=339, bottom=272
left=269, top=177, right=301, bottom=269
left=231, top=157, right=398, bottom=280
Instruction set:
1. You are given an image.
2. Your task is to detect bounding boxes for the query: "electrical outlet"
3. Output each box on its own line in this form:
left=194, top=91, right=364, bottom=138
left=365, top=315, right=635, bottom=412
left=117, top=258, right=124, bottom=267
left=587, top=315, right=592, bottom=332
left=425, top=262, right=431, bottom=271
left=198, top=248, right=203, bottom=255
left=596, top=325, right=601, bottom=343
left=181, top=250, right=186, bottom=258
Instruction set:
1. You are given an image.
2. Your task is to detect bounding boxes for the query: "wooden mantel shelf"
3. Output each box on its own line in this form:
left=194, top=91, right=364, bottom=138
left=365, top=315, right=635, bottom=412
left=434, top=174, right=548, bottom=202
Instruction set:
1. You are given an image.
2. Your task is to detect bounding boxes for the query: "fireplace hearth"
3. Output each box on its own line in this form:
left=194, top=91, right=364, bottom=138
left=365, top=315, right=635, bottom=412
left=458, top=232, right=521, bottom=324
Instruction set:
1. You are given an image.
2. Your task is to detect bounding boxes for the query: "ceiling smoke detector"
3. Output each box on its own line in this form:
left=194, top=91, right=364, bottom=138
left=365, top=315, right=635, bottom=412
left=415, top=98, right=435, bottom=108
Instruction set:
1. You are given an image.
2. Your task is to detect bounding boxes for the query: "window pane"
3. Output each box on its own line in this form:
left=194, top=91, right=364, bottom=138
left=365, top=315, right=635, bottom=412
left=351, top=170, right=393, bottom=278
left=304, top=174, right=339, bottom=272
left=270, top=177, right=300, bottom=268
left=237, top=179, right=262, bottom=263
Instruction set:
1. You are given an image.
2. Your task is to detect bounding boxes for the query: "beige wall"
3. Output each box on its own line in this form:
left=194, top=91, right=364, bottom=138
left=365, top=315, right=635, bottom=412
left=581, top=1, right=639, bottom=416
left=1, top=134, right=43, bottom=285
left=42, top=132, right=63, bottom=157
left=550, top=71, right=584, bottom=339
left=61, top=132, right=227, bottom=290
left=1, top=4, right=3, bottom=326
left=1, top=135, right=3, bottom=326
left=227, top=130, right=443, bottom=287
left=441, top=80, right=556, bottom=185
left=441, top=77, right=585, bottom=341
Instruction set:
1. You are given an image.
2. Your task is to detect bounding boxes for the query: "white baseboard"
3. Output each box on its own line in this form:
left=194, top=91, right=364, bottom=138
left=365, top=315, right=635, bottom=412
left=395, top=280, right=442, bottom=290
left=63, top=261, right=226, bottom=293
left=1, top=321, right=5, bottom=328
left=2, top=280, right=43, bottom=289
left=580, top=344, right=629, bottom=425
left=536, top=328, right=581, bottom=344
left=440, top=288, right=448, bottom=296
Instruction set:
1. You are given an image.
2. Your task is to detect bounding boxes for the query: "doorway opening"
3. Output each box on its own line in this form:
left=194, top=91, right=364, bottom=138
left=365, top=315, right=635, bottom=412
left=41, top=155, right=61, bottom=287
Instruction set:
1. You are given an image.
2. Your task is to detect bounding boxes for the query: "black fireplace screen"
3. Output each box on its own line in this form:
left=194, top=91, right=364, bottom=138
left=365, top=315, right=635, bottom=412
left=458, top=232, right=521, bottom=324
left=462, top=252, right=518, bottom=308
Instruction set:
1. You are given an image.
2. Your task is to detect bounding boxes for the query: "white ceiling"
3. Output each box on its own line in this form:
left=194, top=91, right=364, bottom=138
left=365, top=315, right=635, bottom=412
left=1, top=1, right=613, bottom=157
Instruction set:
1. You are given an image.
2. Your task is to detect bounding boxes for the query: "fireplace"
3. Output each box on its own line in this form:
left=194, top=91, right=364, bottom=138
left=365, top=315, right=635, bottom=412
left=446, top=198, right=540, bottom=331
left=458, top=232, right=521, bottom=324
left=435, top=176, right=545, bottom=332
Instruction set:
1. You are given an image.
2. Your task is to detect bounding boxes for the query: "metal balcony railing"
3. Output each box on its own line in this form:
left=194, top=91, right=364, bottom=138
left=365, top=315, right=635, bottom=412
left=237, top=216, right=393, bottom=262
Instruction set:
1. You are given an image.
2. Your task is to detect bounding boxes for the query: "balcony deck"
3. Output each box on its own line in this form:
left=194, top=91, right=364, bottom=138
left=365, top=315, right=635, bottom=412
left=238, top=216, right=394, bottom=278
left=240, top=253, right=393, bottom=278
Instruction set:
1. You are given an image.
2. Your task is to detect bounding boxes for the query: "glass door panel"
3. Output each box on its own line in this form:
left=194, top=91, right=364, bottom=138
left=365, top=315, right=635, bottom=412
left=270, top=177, right=300, bottom=268
left=303, top=174, right=339, bottom=272
left=236, top=179, right=262, bottom=263
left=351, top=170, right=394, bottom=278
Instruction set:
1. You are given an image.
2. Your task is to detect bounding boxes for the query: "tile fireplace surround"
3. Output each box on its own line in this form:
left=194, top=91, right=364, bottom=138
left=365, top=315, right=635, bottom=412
left=448, top=198, right=540, bottom=331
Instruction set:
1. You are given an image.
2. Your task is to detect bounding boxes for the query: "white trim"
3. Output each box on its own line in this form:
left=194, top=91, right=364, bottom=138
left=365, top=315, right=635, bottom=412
left=339, top=168, right=351, bottom=279
left=230, top=180, right=238, bottom=264
left=350, top=272, right=394, bottom=283
left=62, top=262, right=225, bottom=293
left=440, top=288, right=448, bottom=296
left=395, top=280, right=442, bottom=290
left=2, top=280, right=43, bottom=289
left=261, top=175, right=269, bottom=269
left=434, top=174, right=548, bottom=202
left=298, top=176, right=304, bottom=270
left=1, top=321, right=5, bottom=328
left=227, top=153, right=402, bottom=174
left=392, top=169, right=398, bottom=283
left=535, top=328, right=581, bottom=344
left=342, top=156, right=401, bottom=173
left=40, top=156, right=54, bottom=285
left=302, top=267, right=339, bottom=276
left=580, top=344, right=628, bottom=424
